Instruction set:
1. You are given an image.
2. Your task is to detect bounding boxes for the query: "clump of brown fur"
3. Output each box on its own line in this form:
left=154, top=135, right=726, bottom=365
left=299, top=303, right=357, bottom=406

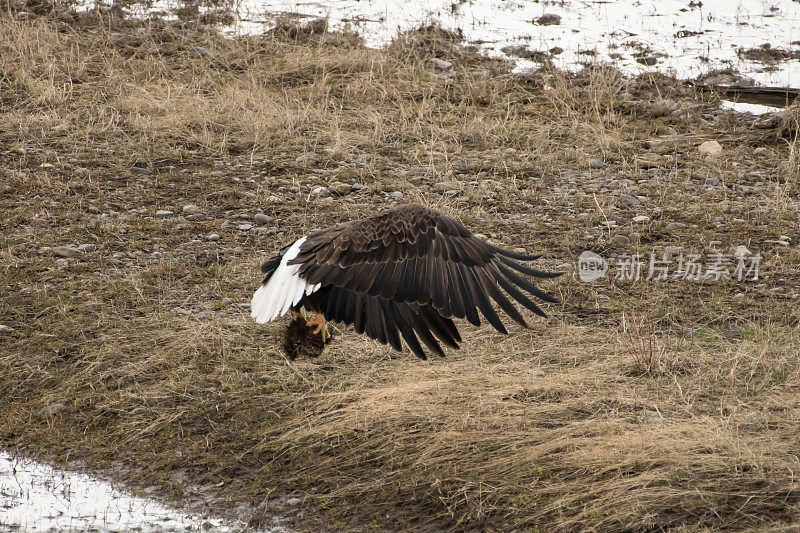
left=282, top=314, right=333, bottom=359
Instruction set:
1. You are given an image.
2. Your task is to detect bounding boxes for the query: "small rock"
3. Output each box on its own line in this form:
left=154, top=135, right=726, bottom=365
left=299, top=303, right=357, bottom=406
left=351, top=183, right=366, bottom=191
left=391, top=191, right=404, bottom=201
left=0, top=324, right=14, bottom=334
left=182, top=204, right=199, bottom=214
left=310, top=186, right=331, bottom=198
left=754, top=147, right=771, bottom=157
left=619, top=193, right=640, bottom=206
left=754, top=112, right=782, bottom=129
left=611, top=235, right=631, bottom=247
left=632, top=215, right=651, bottom=223
left=254, top=213, right=272, bottom=224
left=589, top=158, right=605, bottom=169
left=431, top=58, right=454, bottom=71
left=705, top=177, right=720, bottom=186
left=697, top=140, right=723, bottom=157
left=51, top=246, right=80, bottom=258
left=238, top=223, right=254, bottom=231
left=130, top=166, right=151, bottom=175
left=221, top=220, right=235, bottom=229
left=635, top=56, right=658, bottom=66
left=328, top=181, right=350, bottom=196
left=666, top=222, right=687, bottom=231
left=77, top=244, right=96, bottom=253
left=88, top=205, right=101, bottom=214
left=286, top=497, right=302, bottom=507
left=734, top=245, right=751, bottom=258
left=206, top=233, right=220, bottom=242
left=155, top=210, right=173, bottom=219
left=40, top=163, right=55, bottom=170
left=534, top=13, right=561, bottom=25
left=38, top=403, right=66, bottom=418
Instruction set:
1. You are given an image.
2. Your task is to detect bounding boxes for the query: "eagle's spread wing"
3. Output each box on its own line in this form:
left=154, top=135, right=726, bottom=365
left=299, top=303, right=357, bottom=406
left=290, top=203, right=560, bottom=359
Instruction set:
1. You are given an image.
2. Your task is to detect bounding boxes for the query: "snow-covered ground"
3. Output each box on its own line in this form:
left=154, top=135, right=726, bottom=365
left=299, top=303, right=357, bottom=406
left=0, top=450, right=238, bottom=532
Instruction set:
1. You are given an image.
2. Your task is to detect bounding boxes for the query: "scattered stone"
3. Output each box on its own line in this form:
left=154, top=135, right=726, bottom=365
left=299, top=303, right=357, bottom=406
left=549, top=46, right=564, bottom=55
left=188, top=46, right=211, bottom=59
left=635, top=157, right=660, bottom=169
left=697, top=140, right=722, bottom=156
left=174, top=307, right=192, bottom=316
left=182, top=204, right=199, bottom=214
left=206, top=233, right=220, bottom=242
left=754, top=147, right=772, bottom=157
left=500, top=45, right=551, bottom=62
left=0, top=324, right=14, bottom=334
left=619, top=193, right=640, bottom=206
left=635, top=56, right=658, bottom=66
left=40, top=163, right=55, bottom=169
left=391, top=191, right=404, bottom=201
left=221, top=220, right=235, bottom=229
left=88, top=205, right=101, bottom=214
left=51, top=246, right=80, bottom=258
left=705, top=177, right=720, bottom=186
left=155, top=210, right=173, bottom=219
left=611, top=235, right=631, bottom=247
left=77, top=244, right=96, bottom=253
left=431, top=58, right=454, bottom=70
left=286, top=497, right=302, bottom=507
left=666, top=222, right=687, bottom=231
left=310, top=186, right=331, bottom=198
left=351, top=183, right=366, bottom=191
left=130, top=166, right=151, bottom=175
left=589, top=158, right=605, bottom=169
left=699, top=71, right=755, bottom=86
left=600, top=220, right=618, bottom=229
left=534, top=13, right=561, bottom=25
left=328, top=181, right=350, bottom=196
left=632, top=215, right=651, bottom=223
left=38, top=403, right=66, bottom=418
left=238, top=223, right=254, bottom=231
left=430, top=58, right=455, bottom=79
left=754, top=112, right=783, bottom=129
left=254, top=213, right=272, bottom=225
left=734, top=245, right=751, bottom=258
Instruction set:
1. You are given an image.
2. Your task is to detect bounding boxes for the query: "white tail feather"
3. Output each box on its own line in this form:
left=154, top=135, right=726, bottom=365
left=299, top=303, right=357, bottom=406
left=250, top=237, right=320, bottom=323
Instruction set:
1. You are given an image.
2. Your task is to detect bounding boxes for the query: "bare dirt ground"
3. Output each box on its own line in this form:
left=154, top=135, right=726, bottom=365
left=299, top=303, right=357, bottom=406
left=2, top=6, right=800, bottom=531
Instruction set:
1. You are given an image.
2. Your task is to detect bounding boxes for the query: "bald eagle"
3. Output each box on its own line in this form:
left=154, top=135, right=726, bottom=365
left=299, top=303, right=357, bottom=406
left=251, top=203, right=561, bottom=359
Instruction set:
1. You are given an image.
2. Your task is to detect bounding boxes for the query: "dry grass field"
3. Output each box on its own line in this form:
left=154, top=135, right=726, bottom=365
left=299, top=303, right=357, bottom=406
left=2, top=8, right=800, bottom=531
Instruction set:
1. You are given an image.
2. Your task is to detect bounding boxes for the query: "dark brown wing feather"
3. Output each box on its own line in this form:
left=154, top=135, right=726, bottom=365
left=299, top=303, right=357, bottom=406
left=293, top=203, right=560, bottom=359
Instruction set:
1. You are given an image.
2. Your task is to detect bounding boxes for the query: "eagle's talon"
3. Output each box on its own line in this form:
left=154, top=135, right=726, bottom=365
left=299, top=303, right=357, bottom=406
left=306, top=313, right=329, bottom=341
